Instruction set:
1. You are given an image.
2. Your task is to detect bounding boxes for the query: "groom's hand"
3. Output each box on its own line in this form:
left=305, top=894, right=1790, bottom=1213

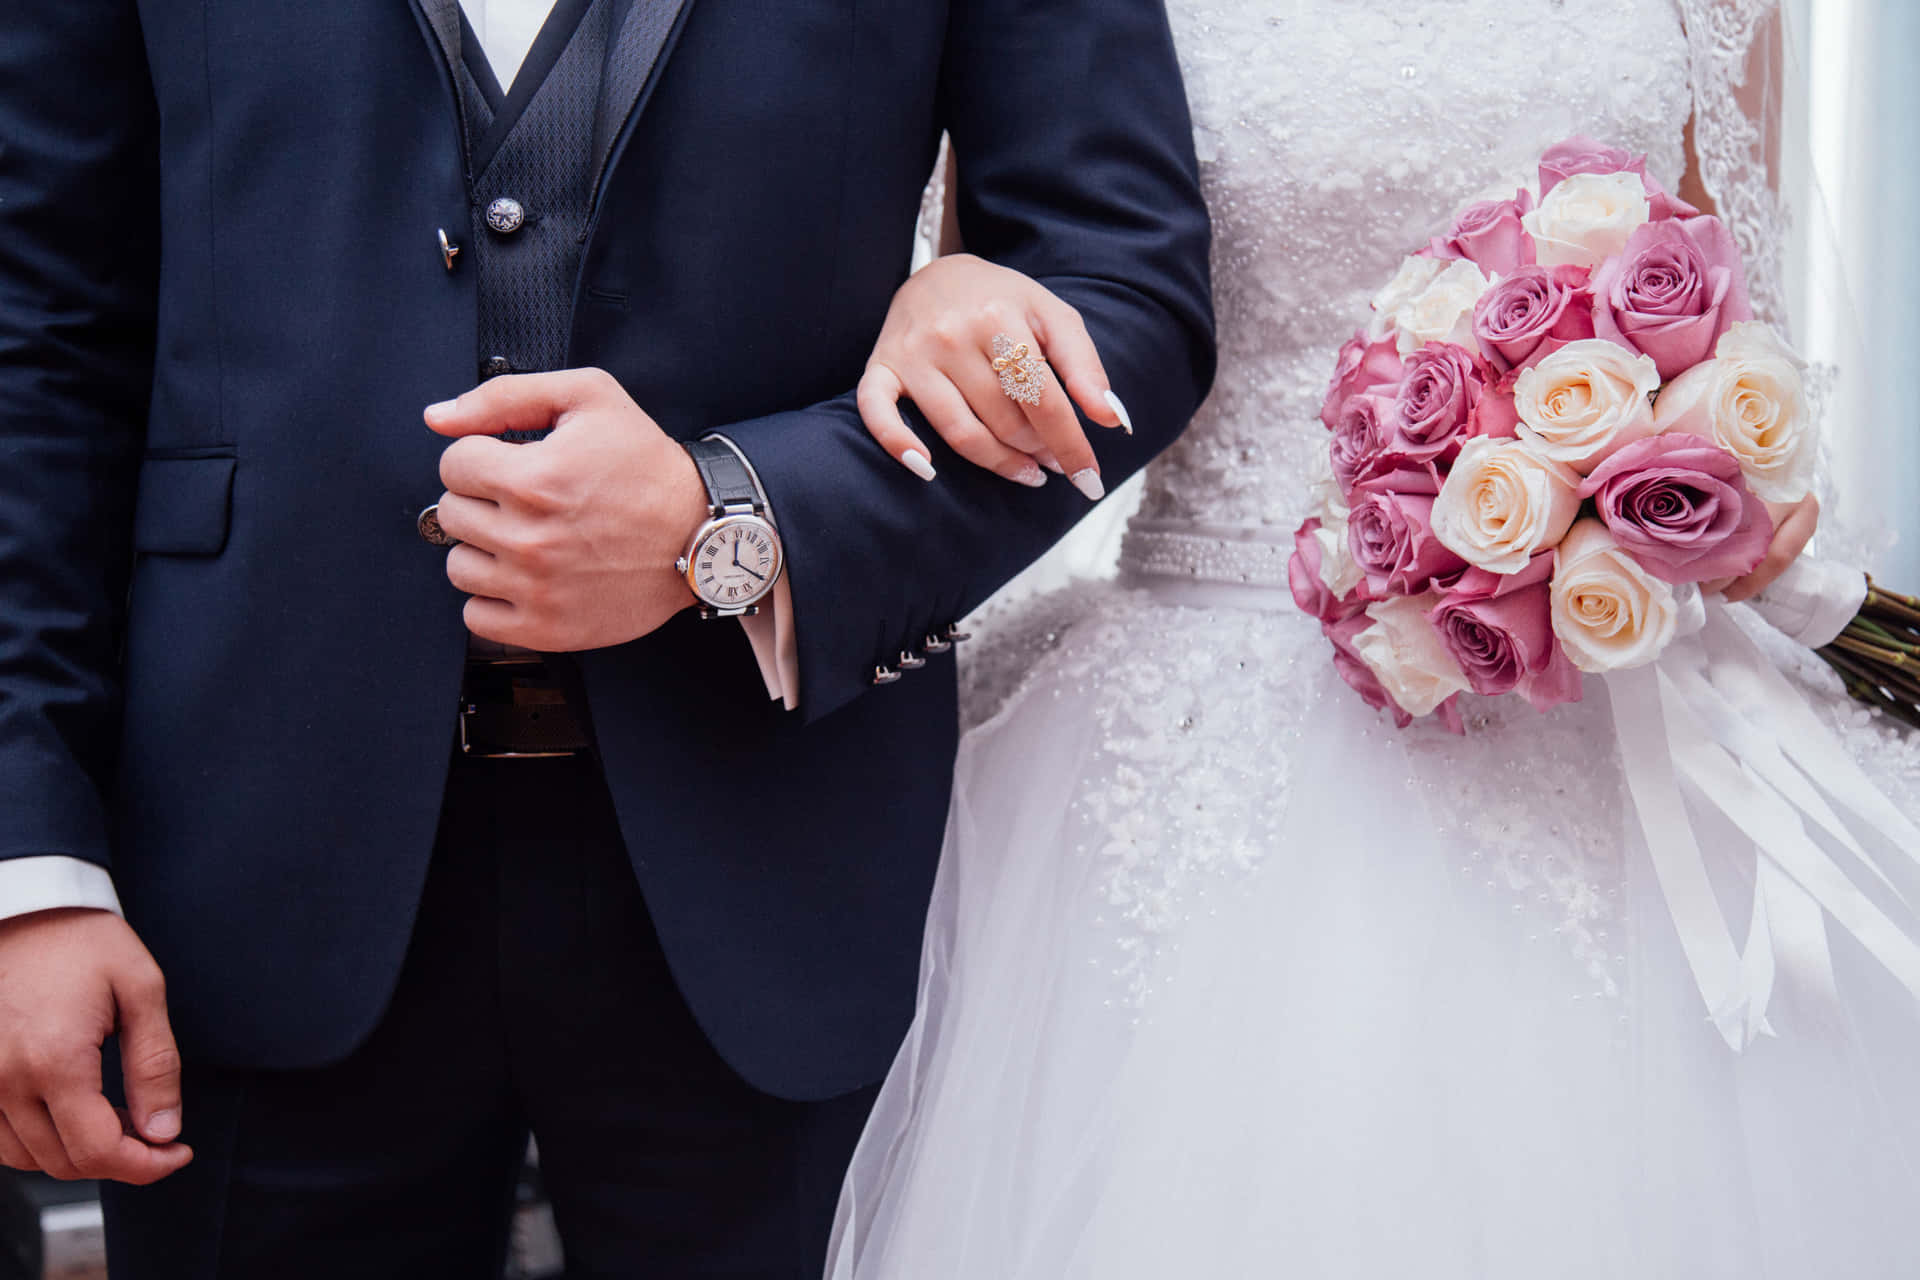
left=425, top=369, right=707, bottom=651
left=0, top=909, right=193, bottom=1184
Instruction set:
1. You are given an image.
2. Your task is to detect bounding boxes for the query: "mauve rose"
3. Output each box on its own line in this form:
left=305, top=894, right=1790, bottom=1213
left=1592, top=217, right=1752, bottom=380
left=1390, top=343, right=1484, bottom=463
left=1428, top=556, right=1582, bottom=710
left=1577, top=434, right=1771, bottom=583
left=1431, top=191, right=1536, bottom=277
left=1537, top=135, right=1699, bottom=221
left=1471, top=265, right=1598, bottom=375
left=1348, top=474, right=1466, bottom=597
left=1321, top=329, right=1405, bottom=431
left=1325, top=612, right=1413, bottom=729
left=1329, top=393, right=1393, bottom=494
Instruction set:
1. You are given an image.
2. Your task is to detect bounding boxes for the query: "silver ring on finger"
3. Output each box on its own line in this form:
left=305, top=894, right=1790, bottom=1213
left=989, top=333, right=1048, bottom=407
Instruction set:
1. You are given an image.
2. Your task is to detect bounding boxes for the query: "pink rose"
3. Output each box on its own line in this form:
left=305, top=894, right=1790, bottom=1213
left=1324, top=612, right=1413, bottom=728
left=1329, top=393, right=1393, bottom=495
left=1290, top=519, right=1368, bottom=622
left=1470, top=386, right=1522, bottom=440
left=1389, top=343, right=1485, bottom=464
left=1321, top=329, right=1405, bottom=431
left=1348, top=472, right=1467, bottom=598
left=1471, top=265, right=1598, bottom=375
left=1539, top=137, right=1643, bottom=195
left=1577, top=434, right=1771, bottom=584
left=1431, top=191, right=1537, bottom=277
left=1429, top=555, right=1583, bottom=710
left=1591, top=217, right=1752, bottom=380
left=1537, top=135, right=1699, bottom=221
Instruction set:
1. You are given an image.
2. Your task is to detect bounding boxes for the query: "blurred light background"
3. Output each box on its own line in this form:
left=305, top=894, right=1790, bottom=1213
left=1792, top=0, right=1919, bottom=583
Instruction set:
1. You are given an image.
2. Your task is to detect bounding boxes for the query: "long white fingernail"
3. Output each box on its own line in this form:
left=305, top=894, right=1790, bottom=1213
left=1070, top=468, right=1105, bottom=501
left=425, top=399, right=458, bottom=421
left=1104, top=390, right=1134, bottom=435
left=901, top=449, right=937, bottom=482
left=1009, top=462, right=1048, bottom=488
left=1036, top=451, right=1065, bottom=475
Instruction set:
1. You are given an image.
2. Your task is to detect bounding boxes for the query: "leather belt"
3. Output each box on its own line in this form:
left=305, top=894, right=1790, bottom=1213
left=459, top=656, right=592, bottom=759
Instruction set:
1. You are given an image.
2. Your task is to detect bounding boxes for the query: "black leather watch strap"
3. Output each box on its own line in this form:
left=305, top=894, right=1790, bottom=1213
left=685, top=437, right=764, bottom=516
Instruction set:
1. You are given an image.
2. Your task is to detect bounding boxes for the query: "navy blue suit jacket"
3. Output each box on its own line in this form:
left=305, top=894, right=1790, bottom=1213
left=0, top=1, right=1213, bottom=1100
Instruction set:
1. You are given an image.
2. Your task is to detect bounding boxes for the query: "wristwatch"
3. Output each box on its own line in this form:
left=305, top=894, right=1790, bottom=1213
left=677, top=436, right=785, bottom=619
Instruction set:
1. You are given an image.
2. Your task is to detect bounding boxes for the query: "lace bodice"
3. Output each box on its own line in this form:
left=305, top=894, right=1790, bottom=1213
left=1120, top=0, right=1694, bottom=574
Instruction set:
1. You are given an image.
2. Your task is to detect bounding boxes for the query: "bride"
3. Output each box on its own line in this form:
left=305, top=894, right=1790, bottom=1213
left=828, top=1, right=1920, bottom=1276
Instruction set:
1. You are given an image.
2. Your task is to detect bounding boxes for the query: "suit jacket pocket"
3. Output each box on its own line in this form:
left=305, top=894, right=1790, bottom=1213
left=132, top=454, right=236, bottom=556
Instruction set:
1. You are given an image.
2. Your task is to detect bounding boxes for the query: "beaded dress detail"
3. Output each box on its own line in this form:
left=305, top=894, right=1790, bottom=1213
left=833, top=4, right=1920, bottom=1277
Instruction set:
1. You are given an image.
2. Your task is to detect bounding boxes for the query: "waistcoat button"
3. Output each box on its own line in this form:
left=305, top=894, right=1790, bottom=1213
left=485, top=197, right=527, bottom=235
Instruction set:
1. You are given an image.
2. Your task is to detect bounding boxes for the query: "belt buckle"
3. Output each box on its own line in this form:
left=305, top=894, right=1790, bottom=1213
left=458, top=701, right=581, bottom=759
left=458, top=662, right=584, bottom=759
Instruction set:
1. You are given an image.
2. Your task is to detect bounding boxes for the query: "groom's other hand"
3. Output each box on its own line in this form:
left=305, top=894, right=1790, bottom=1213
left=0, top=910, right=192, bottom=1184
left=425, top=369, right=708, bottom=651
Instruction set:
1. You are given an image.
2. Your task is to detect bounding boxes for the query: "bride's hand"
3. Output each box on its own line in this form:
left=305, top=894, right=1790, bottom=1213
left=1712, top=494, right=1820, bottom=602
left=856, top=254, right=1130, bottom=499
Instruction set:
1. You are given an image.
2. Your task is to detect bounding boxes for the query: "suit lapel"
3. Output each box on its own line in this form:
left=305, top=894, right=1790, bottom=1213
left=590, top=0, right=696, bottom=204
left=409, top=0, right=464, bottom=79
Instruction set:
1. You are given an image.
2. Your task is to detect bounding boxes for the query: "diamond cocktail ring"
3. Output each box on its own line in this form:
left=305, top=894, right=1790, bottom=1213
left=990, top=333, right=1048, bottom=406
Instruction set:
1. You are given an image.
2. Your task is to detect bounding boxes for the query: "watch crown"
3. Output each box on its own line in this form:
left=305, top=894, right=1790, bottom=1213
left=675, top=556, right=690, bottom=574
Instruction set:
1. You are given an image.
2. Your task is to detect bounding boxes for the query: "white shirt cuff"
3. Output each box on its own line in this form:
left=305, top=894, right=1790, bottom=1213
left=709, top=433, right=801, bottom=711
left=0, top=856, right=123, bottom=922
left=739, top=574, right=800, bottom=711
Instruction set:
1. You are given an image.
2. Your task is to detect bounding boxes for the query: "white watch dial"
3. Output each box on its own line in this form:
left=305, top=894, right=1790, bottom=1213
left=691, top=517, right=779, bottom=608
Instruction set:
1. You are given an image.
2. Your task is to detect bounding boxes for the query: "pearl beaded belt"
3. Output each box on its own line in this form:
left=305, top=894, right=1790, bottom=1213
left=1117, top=521, right=1296, bottom=592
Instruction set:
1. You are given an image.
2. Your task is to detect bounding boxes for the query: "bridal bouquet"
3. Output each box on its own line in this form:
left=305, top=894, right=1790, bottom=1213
left=1288, top=140, right=1920, bottom=1049
left=1292, top=136, right=1815, bottom=730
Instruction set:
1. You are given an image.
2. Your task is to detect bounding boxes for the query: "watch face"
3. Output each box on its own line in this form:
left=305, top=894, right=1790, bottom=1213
left=689, top=516, right=782, bottom=608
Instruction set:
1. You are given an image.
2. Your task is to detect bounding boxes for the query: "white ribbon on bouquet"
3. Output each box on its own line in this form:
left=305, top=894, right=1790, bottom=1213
left=1605, top=557, right=1920, bottom=1051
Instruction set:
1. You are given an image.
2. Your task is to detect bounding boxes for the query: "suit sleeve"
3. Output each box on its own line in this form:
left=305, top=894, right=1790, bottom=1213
left=0, top=3, right=160, bottom=872
left=720, top=0, right=1214, bottom=724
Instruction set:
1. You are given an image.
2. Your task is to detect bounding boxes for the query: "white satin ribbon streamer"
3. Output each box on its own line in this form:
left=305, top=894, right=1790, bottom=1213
left=1607, top=598, right=1920, bottom=1050
left=1743, top=555, right=1869, bottom=649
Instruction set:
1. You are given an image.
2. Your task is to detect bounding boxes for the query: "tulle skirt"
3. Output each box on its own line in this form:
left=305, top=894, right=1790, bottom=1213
left=829, top=579, right=1920, bottom=1279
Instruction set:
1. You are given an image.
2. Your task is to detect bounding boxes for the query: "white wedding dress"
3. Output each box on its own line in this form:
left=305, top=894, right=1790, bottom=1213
left=831, top=2, right=1920, bottom=1277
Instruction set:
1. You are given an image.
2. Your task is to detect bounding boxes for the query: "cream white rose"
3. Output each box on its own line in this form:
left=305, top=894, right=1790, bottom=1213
left=1431, top=437, right=1584, bottom=574
left=1313, top=486, right=1367, bottom=600
left=1390, top=259, right=1490, bottom=355
left=1549, top=518, right=1684, bottom=672
left=1521, top=171, right=1650, bottom=268
left=1513, top=339, right=1661, bottom=472
left=1353, top=593, right=1472, bottom=717
left=1651, top=321, right=1814, bottom=502
left=1368, top=255, right=1446, bottom=341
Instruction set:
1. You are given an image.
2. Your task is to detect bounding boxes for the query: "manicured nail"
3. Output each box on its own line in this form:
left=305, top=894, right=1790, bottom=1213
left=1104, top=390, right=1134, bottom=435
left=425, top=399, right=458, bottom=422
left=1036, top=451, right=1065, bottom=475
left=1071, top=468, right=1105, bottom=501
left=901, top=449, right=937, bottom=482
left=147, top=1109, right=180, bottom=1141
left=1009, top=462, right=1048, bottom=488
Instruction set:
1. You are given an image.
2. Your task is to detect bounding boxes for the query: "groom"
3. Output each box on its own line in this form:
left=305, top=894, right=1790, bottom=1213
left=0, top=1, right=1211, bottom=1274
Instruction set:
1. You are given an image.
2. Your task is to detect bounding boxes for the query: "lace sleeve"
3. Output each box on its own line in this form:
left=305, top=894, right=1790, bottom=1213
left=1678, top=0, right=1790, bottom=325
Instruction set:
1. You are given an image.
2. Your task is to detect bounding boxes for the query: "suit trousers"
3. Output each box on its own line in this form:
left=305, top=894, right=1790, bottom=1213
left=101, top=749, right=879, bottom=1278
